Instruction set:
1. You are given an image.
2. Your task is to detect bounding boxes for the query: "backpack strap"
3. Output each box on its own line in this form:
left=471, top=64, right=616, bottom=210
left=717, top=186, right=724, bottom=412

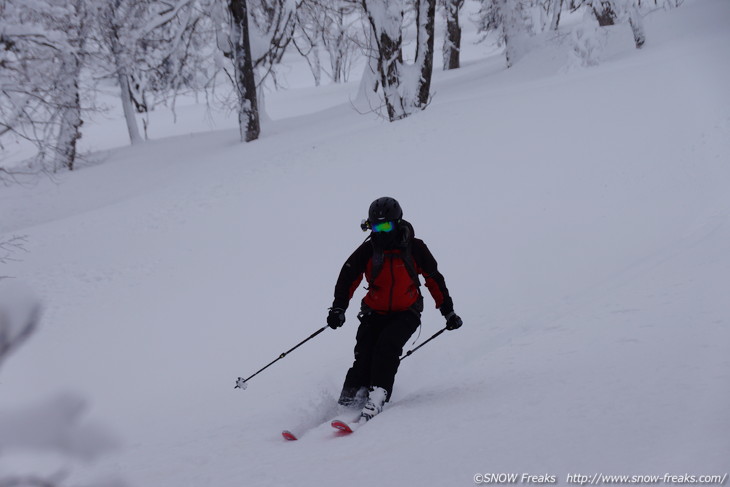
left=399, top=221, right=421, bottom=289
left=401, top=240, right=422, bottom=292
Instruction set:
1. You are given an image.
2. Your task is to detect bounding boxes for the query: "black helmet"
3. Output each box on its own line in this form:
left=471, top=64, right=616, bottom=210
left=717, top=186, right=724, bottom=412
left=368, top=197, right=403, bottom=223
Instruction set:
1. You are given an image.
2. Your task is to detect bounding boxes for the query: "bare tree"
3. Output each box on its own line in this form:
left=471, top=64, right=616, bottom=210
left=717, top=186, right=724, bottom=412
left=0, top=235, right=28, bottom=272
left=475, top=0, right=531, bottom=68
left=92, top=0, right=210, bottom=145
left=360, top=0, right=437, bottom=121
left=361, top=0, right=406, bottom=120
left=442, top=0, right=464, bottom=70
left=228, top=0, right=261, bottom=142
left=321, top=3, right=361, bottom=82
left=215, top=0, right=301, bottom=141
left=294, top=0, right=365, bottom=84
left=293, top=0, right=327, bottom=85
left=0, top=0, right=89, bottom=172
left=53, top=0, right=89, bottom=171
left=494, top=0, right=533, bottom=68
left=586, top=0, right=645, bottom=48
left=476, top=0, right=573, bottom=67
left=548, top=0, right=564, bottom=30
left=93, top=0, right=146, bottom=144
left=415, top=0, right=437, bottom=106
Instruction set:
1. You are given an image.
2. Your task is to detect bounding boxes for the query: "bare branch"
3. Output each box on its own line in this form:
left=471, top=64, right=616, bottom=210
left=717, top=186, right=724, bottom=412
left=0, top=236, right=28, bottom=265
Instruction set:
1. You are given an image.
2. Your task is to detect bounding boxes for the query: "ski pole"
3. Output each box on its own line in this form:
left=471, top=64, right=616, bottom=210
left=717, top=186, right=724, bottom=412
left=399, top=326, right=448, bottom=362
left=235, top=325, right=329, bottom=390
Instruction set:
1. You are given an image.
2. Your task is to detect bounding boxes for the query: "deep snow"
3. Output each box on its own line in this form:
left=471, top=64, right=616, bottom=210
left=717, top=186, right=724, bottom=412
left=1, top=1, right=729, bottom=486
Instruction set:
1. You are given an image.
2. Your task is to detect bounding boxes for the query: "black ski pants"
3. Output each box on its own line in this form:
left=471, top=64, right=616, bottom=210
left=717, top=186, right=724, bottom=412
left=340, top=309, right=421, bottom=402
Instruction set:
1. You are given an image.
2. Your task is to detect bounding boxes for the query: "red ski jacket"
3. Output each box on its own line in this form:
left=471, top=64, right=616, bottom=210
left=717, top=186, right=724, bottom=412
left=332, top=227, right=453, bottom=316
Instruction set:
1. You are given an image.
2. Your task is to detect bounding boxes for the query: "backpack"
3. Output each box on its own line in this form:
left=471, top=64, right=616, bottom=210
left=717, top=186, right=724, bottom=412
left=369, top=220, right=423, bottom=309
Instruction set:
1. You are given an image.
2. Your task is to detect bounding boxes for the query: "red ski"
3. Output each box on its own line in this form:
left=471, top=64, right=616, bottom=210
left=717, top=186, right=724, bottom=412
left=282, top=410, right=363, bottom=440
left=281, top=430, right=298, bottom=441
left=331, top=419, right=358, bottom=434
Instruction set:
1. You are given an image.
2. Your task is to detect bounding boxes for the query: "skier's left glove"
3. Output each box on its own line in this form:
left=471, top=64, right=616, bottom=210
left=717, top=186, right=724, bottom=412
left=327, top=307, right=346, bottom=329
left=444, top=311, right=463, bottom=330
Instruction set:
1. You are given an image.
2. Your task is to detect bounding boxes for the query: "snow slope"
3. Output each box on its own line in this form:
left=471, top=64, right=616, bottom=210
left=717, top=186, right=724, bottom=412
left=1, top=1, right=729, bottom=485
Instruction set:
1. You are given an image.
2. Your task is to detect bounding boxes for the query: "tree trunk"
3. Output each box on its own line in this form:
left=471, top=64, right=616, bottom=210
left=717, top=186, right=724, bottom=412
left=628, top=5, right=645, bottom=48
left=110, top=23, right=143, bottom=146
left=363, top=0, right=407, bottom=121
left=128, top=73, right=149, bottom=114
left=443, top=0, right=462, bottom=70
left=592, top=0, right=617, bottom=26
left=229, top=0, right=260, bottom=142
left=499, top=0, right=520, bottom=68
left=54, top=61, right=83, bottom=171
left=311, top=43, right=322, bottom=86
left=378, top=30, right=405, bottom=121
left=549, top=0, right=563, bottom=30
left=415, top=0, right=436, bottom=107
left=118, top=70, right=143, bottom=145
left=363, top=0, right=438, bottom=120
left=332, top=8, right=346, bottom=83
left=54, top=0, right=86, bottom=171
left=593, top=0, right=644, bottom=48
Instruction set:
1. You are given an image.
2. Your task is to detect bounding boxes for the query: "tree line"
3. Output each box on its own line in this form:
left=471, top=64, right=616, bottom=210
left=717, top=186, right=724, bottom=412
left=0, top=0, right=682, bottom=176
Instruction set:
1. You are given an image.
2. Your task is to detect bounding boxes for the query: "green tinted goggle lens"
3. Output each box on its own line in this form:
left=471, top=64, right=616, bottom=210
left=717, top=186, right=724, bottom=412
left=372, top=221, right=394, bottom=233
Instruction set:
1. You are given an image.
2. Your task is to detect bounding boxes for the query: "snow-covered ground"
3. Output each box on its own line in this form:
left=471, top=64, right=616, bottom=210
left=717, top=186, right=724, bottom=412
left=1, top=1, right=729, bottom=486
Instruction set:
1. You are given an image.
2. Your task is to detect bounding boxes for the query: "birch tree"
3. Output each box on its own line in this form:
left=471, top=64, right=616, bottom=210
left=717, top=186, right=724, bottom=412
left=585, top=0, right=645, bottom=48
left=0, top=0, right=89, bottom=172
left=442, top=0, right=464, bottom=70
left=227, top=0, right=260, bottom=141
left=218, top=0, right=299, bottom=142
left=294, top=0, right=364, bottom=84
left=476, top=0, right=533, bottom=68
left=414, top=0, right=437, bottom=105
left=93, top=0, right=146, bottom=144
left=548, top=0, right=564, bottom=30
left=54, top=0, right=89, bottom=171
left=361, top=0, right=437, bottom=121
left=293, top=0, right=326, bottom=85
left=92, top=0, right=208, bottom=145
left=475, top=0, right=549, bottom=68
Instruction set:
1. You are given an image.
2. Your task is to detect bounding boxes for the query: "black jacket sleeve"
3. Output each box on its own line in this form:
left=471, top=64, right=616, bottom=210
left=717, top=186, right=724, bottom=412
left=332, top=241, right=370, bottom=310
left=412, top=238, right=454, bottom=315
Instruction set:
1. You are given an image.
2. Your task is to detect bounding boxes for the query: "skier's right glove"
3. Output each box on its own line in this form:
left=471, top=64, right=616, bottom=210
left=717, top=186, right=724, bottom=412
left=445, top=311, right=463, bottom=330
left=327, top=307, right=346, bottom=329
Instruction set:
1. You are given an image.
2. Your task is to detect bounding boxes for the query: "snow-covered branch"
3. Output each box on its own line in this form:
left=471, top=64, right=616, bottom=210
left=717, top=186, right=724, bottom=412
left=0, top=281, right=123, bottom=486
left=139, top=0, right=197, bottom=35
left=0, top=0, right=88, bottom=172
left=0, top=281, right=40, bottom=366
left=0, top=392, right=118, bottom=461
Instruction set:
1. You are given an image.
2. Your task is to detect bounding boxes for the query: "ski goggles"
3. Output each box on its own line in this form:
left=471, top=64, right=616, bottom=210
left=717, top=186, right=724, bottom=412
left=371, top=221, right=395, bottom=233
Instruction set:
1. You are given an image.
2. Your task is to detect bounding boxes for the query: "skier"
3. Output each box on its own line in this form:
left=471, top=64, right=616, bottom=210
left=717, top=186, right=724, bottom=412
left=327, top=197, right=463, bottom=422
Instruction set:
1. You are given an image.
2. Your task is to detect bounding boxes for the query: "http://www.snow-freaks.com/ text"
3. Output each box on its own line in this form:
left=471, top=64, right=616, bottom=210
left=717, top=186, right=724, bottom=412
left=473, top=473, right=728, bottom=486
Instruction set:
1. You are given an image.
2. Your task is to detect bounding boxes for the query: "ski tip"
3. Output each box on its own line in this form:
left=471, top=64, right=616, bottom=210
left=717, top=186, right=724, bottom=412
left=331, top=420, right=354, bottom=434
left=282, top=430, right=298, bottom=441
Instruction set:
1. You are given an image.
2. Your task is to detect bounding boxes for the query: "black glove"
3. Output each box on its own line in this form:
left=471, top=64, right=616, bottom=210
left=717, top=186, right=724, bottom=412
left=445, top=311, right=463, bottom=330
left=327, top=307, right=346, bottom=329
